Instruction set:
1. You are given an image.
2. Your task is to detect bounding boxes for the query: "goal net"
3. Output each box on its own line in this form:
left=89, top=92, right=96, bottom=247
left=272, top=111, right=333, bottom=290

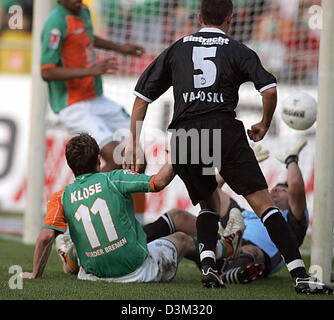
left=94, top=0, right=320, bottom=86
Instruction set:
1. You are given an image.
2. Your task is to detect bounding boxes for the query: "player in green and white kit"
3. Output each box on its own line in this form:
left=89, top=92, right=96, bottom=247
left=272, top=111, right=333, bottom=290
left=21, top=133, right=196, bottom=282
left=22, top=133, right=244, bottom=283
left=62, top=170, right=154, bottom=279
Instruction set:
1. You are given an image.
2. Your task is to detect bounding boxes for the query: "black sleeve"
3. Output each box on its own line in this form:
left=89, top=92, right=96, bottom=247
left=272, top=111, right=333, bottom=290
left=287, top=207, right=308, bottom=247
left=134, top=46, right=173, bottom=103
left=238, top=45, right=277, bottom=93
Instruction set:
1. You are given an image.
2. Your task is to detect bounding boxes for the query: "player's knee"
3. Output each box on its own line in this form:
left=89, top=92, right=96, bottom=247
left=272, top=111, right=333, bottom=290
left=168, top=208, right=188, bottom=224
left=173, top=231, right=187, bottom=240
left=174, top=232, right=195, bottom=252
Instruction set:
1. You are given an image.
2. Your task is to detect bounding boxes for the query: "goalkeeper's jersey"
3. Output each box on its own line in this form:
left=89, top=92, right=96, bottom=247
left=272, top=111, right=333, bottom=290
left=134, top=27, right=277, bottom=129
left=242, top=208, right=309, bottom=259
left=43, top=169, right=156, bottom=278
left=40, top=2, right=103, bottom=113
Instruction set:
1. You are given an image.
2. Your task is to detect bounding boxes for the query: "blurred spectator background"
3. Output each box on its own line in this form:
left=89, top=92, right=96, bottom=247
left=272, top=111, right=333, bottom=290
left=0, top=0, right=33, bottom=73
left=0, top=0, right=322, bottom=85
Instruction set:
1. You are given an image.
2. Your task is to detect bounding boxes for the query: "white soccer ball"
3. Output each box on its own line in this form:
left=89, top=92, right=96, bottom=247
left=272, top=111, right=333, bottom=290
left=281, top=92, right=317, bottom=130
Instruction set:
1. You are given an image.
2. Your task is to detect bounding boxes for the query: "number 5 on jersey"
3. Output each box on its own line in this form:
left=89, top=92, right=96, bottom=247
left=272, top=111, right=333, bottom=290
left=192, top=47, right=217, bottom=89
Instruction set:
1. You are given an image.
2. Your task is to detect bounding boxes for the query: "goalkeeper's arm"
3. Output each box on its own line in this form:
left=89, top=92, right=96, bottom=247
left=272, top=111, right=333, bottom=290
left=276, top=141, right=307, bottom=222
left=286, top=161, right=307, bottom=222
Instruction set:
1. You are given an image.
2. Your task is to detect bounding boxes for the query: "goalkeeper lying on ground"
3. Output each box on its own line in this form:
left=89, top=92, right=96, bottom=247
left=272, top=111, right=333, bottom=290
left=218, top=140, right=310, bottom=284
left=141, top=141, right=312, bottom=285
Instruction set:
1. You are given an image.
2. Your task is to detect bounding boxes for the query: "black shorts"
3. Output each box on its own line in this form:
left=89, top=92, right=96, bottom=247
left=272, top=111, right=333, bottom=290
left=170, top=113, right=267, bottom=205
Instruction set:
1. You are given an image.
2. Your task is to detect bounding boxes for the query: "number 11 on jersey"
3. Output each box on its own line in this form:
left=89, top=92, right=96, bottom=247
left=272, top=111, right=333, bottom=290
left=74, top=197, right=119, bottom=249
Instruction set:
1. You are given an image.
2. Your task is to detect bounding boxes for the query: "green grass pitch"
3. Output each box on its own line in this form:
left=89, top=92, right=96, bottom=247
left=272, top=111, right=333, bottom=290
left=1, top=236, right=334, bottom=301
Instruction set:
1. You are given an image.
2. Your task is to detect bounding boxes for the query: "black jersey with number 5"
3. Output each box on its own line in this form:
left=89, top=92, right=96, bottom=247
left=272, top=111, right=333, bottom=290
left=134, top=27, right=277, bottom=129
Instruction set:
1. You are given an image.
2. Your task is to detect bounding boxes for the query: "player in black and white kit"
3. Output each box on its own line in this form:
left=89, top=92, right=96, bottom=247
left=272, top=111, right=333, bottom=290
left=123, top=0, right=332, bottom=294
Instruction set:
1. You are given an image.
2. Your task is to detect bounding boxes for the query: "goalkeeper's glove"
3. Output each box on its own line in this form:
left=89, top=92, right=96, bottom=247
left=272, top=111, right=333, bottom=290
left=275, top=140, right=307, bottom=168
left=250, top=143, right=270, bottom=163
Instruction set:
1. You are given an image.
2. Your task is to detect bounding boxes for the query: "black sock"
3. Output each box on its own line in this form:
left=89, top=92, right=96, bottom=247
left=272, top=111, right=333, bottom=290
left=261, top=207, right=308, bottom=279
left=196, top=209, right=219, bottom=269
left=143, top=213, right=176, bottom=243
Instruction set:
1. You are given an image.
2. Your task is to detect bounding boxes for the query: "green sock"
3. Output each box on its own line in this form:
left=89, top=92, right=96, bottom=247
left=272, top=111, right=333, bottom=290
left=185, top=237, right=200, bottom=262
left=185, top=237, right=228, bottom=261
left=215, top=239, right=227, bottom=259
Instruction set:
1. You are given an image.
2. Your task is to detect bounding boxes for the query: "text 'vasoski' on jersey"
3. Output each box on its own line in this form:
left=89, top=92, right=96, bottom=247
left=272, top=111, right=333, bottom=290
left=134, top=27, right=277, bottom=129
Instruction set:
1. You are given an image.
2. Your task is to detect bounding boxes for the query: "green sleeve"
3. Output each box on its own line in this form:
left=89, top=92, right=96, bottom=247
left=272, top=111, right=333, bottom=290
left=108, top=169, right=155, bottom=195
left=40, top=15, right=66, bottom=68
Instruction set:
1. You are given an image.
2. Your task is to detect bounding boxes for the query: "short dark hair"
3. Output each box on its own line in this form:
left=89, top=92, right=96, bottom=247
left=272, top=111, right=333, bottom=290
left=275, top=182, right=288, bottom=188
left=65, top=133, right=100, bottom=177
left=200, top=0, right=233, bottom=26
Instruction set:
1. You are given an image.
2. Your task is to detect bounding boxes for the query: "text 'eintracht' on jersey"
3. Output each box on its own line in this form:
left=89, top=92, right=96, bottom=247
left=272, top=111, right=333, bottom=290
left=134, top=27, right=277, bottom=128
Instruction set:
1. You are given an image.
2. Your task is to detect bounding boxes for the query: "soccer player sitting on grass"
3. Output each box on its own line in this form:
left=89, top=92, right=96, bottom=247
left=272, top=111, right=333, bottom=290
left=20, top=133, right=244, bottom=283
left=55, top=205, right=245, bottom=278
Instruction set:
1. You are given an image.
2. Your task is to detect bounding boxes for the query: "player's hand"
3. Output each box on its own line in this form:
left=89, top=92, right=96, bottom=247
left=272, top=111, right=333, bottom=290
left=250, top=143, right=270, bottom=163
left=276, top=140, right=307, bottom=164
left=90, top=58, right=118, bottom=76
left=247, top=122, right=269, bottom=142
left=119, top=44, right=145, bottom=57
left=122, top=143, right=134, bottom=170
left=122, top=142, right=145, bottom=172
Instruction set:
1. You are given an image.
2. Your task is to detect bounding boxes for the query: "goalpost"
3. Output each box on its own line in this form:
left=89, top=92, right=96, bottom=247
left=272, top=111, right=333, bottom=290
left=310, top=0, right=334, bottom=284
left=23, top=0, right=52, bottom=244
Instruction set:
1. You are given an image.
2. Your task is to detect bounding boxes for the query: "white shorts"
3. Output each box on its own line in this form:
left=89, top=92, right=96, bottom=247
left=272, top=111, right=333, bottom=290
left=77, top=239, right=178, bottom=283
left=58, top=95, right=131, bottom=149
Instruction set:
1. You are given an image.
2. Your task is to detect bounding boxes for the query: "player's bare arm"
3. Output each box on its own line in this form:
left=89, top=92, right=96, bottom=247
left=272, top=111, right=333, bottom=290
left=41, top=58, right=118, bottom=82
left=93, top=35, right=145, bottom=57
left=275, top=140, right=307, bottom=221
left=247, top=87, right=277, bottom=142
left=152, top=163, right=175, bottom=192
left=21, top=228, right=57, bottom=279
left=286, top=162, right=307, bottom=221
left=123, top=97, right=149, bottom=171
